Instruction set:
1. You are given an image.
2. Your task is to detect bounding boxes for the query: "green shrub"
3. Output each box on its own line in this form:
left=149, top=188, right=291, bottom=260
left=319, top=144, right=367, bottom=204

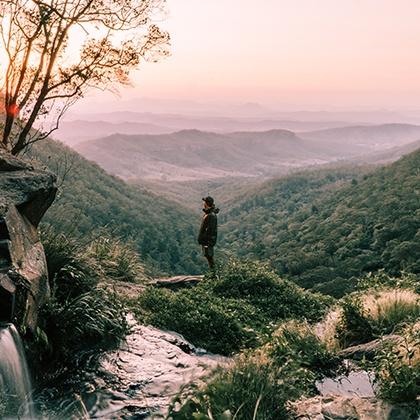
left=268, top=321, right=342, bottom=378
left=207, top=259, right=332, bottom=323
left=335, top=297, right=374, bottom=348
left=37, top=227, right=130, bottom=367
left=334, top=289, right=420, bottom=349
left=373, top=325, right=420, bottom=404
left=168, top=352, right=314, bottom=420
left=134, top=259, right=332, bottom=354
left=86, top=237, right=147, bottom=283
left=42, top=288, right=129, bottom=360
left=357, top=270, right=420, bottom=294
left=41, top=228, right=98, bottom=300
left=135, top=287, right=257, bottom=354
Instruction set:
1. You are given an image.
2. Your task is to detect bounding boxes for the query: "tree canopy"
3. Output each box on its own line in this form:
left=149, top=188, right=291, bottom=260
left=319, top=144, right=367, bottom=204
left=0, top=0, right=169, bottom=154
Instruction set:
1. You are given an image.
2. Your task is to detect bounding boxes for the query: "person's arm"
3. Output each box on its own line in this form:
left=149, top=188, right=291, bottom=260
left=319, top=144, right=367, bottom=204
left=207, top=214, right=217, bottom=246
left=198, top=215, right=209, bottom=245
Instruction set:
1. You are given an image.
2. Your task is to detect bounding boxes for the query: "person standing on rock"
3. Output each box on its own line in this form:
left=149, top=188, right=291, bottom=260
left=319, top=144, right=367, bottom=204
left=198, top=196, right=219, bottom=271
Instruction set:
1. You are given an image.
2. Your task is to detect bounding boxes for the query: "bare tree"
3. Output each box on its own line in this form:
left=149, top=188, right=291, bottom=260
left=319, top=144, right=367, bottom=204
left=0, top=0, right=169, bottom=155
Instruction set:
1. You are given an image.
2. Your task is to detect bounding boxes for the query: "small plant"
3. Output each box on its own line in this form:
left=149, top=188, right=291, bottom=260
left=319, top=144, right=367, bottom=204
left=268, top=321, right=342, bottom=378
left=168, top=351, right=314, bottom=420
left=373, top=324, right=420, bottom=404
left=86, top=237, right=147, bottom=283
left=42, top=288, right=129, bottom=360
left=335, top=296, right=374, bottom=348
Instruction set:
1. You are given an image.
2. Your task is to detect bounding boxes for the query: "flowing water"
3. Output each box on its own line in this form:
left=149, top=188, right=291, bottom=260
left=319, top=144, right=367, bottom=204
left=0, top=323, right=35, bottom=419
left=35, top=315, right=227, bottom=419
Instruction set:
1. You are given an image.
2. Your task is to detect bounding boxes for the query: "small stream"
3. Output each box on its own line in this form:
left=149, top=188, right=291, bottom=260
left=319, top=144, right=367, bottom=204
left=35, top=315, right=226, bottom=419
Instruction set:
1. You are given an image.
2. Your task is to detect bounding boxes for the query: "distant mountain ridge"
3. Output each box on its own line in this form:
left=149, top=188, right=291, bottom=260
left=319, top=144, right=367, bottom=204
left=74, top=129, right=331, bottom=182
left=72, top=124, right=420, bottom=184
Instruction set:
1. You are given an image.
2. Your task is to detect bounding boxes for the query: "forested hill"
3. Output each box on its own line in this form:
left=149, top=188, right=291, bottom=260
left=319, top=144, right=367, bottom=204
left=28, top=139, right=203, bottom=275
left=221, top=149, right=420, bottom=297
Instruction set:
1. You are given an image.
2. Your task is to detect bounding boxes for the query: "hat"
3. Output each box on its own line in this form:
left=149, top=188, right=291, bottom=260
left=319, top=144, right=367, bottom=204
left=202, top=196, right=214, bottom=206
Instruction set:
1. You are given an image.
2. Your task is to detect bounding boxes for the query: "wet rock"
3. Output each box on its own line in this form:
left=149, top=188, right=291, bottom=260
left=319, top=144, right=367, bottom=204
left=0, top=150, right=56, bottom=330
left=291, top=395, right=415, bottom=420
left=85, top=316, right=227, bottom=418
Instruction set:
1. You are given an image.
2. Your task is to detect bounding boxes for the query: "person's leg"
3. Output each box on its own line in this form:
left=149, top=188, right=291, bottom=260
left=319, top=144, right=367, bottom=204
left=203, top=246, right=215, bottom=270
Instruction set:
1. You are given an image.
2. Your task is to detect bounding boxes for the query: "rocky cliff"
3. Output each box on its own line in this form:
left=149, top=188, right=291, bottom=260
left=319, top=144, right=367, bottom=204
left=0, top=150, right=56, bottom=331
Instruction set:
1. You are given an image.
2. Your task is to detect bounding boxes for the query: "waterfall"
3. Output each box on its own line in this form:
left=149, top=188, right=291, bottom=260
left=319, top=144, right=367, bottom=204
left=0, top=323, right=35, bottom=419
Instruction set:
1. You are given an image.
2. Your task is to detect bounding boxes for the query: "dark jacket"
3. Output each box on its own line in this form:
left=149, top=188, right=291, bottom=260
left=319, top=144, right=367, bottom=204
left=198, top=208, right=218, bottom=246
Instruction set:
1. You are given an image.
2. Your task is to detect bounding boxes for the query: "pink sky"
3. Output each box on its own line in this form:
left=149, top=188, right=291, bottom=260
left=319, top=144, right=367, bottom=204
left=84, top=0, right=420, bottom=109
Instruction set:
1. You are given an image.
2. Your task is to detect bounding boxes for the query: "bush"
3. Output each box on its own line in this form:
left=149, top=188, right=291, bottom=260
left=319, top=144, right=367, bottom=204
left=168, top=351, right=314, bottom=420
left=135, top=287, right=257, bottom=354
left=373, top=324, right=420, bottom=404
left=86, top=237, right=147, bottom=283
left=363, top=289, right=419, bottom=335
left=207, top=259, right=332, bottom=323
left=134, top=259, right=332, bottom=354
left=268, top=321, right=342, bottom=378
left=357, top=271, right=420, bottom=294
left=42, top=288, right=129, bottom=360
left=335, top=297, right=374, bottom=348
left=41, top=227, right=98, bottom=300
left=36, top=227, right=130, bottom=367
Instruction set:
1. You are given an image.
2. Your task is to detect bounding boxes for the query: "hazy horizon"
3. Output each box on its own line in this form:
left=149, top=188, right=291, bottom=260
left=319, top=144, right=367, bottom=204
left=71, top=0, right=420, bottom=113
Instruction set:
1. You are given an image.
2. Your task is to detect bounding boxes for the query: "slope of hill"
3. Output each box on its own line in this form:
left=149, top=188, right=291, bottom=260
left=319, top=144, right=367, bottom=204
left=74, top=129, right=331, bottom=182
left=221, top=149, right=420, bottom=297
left=54, top=120, right=174, bottom=146
left=300, top=123, right=420, bottom=156
left=28, top=139, right=203, bottom=275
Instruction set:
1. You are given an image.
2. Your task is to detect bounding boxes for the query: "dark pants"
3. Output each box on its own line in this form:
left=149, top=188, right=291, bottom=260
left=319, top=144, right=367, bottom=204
left=202, top=245, right=215, bottom=270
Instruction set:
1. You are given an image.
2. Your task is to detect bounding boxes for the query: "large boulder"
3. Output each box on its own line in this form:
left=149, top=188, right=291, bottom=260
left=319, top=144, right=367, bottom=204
left=0, top=150, right=56, bottom=331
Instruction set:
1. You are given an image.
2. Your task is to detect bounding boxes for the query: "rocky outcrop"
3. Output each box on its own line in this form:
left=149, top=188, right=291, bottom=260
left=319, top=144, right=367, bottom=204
left=0, top=150, right=56, bottom=331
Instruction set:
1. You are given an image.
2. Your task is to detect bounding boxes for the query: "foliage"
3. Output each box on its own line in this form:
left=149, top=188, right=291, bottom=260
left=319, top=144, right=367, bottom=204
left=42, top=288, right=129, bottom=359
left=167, top=321, right=343, bottom=420
left=30, top=139, right=203, bottom=275
left=207, top=259, right=332, bottom=323
left=168, top=351, right=314, bottom=420
left=357, top=270, right=420, bottom=294
left=37, top=226, right=129, bottom=366
left=221, top=151, right=420, bottom=297
left=335, top=297, right=374, bottom=348
left=0, top=0, right=169, bottom=154
left=334, top=288, right=419, bottom=348
left=373, top=324, right=420, bottom=404
left=268, top=321, right=342, bottom=378
left=134, top=259, right=331, bottom=355
left=41, top=227, right=98, bottom=301
left=135, top=287, right=254, bottom=355
left=85, top=236, right=148, bottom=283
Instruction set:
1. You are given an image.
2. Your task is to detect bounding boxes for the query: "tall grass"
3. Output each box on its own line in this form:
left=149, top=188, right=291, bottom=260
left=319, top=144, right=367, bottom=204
left=167, top=321, right=342, bottom=419
left=317, top=287, right=419, bottom=350
left=34, top=227, right=131, bottom=368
